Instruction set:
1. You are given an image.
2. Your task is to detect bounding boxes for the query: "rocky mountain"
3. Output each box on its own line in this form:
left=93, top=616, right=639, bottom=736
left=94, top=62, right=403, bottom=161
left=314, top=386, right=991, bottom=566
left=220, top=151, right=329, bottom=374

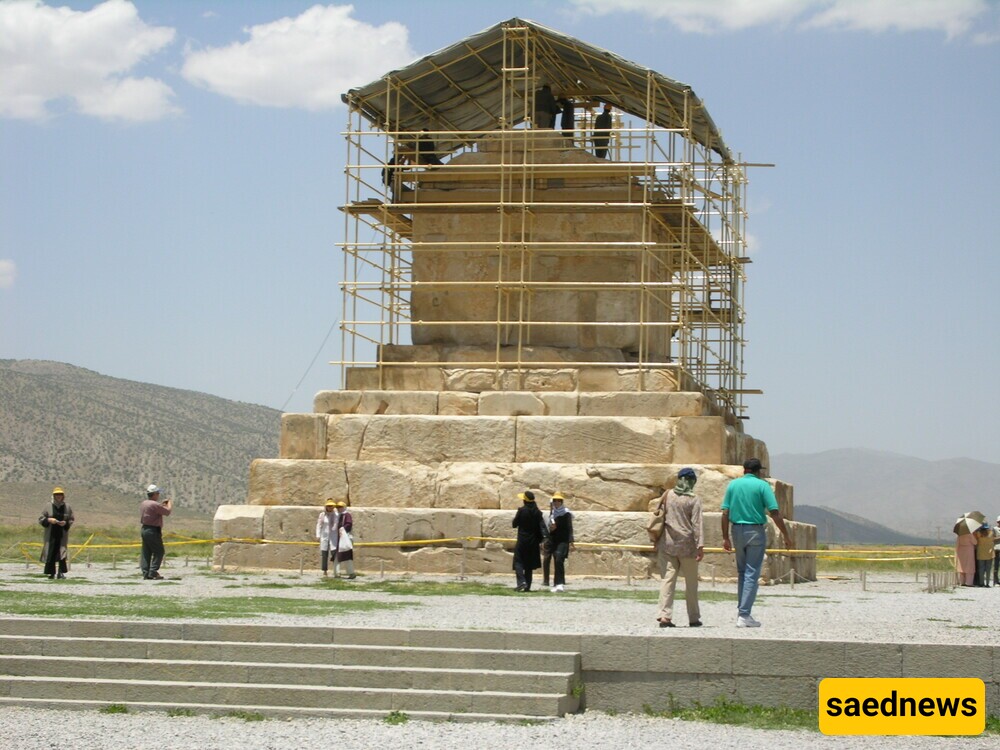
left=795, top=505, right=938, bottom=546
left=0, top=360, right=279, bottom=519
left=773, top=448, right=999, bottom=541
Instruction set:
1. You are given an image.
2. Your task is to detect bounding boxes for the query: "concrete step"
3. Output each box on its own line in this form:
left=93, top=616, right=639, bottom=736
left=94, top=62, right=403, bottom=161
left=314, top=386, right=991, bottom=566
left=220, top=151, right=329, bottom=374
left=2, top=675, right=579, bottom=717
left=0, top=654, right=576, bottom=694
left=0, top=620, right=582, bottom=721
left=0, top=635, right=580, bottom=673
left=0, top=696, right=560, bottom=723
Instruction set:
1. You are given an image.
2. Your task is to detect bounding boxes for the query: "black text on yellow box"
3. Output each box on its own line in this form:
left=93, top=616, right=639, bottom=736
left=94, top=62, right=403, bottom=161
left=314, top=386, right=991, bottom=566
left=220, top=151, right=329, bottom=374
left=819, top=678, right=985, bottom=735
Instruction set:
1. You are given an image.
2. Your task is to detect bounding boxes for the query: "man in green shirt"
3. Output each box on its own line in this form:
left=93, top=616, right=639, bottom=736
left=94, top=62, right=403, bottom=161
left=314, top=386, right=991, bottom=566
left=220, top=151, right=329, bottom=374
left=721, top=458, right=793, bottom=628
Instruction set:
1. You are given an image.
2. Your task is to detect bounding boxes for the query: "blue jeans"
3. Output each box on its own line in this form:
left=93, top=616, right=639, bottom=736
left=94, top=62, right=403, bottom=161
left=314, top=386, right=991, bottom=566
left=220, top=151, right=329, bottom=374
left=732, top=524, right=766, bottom=617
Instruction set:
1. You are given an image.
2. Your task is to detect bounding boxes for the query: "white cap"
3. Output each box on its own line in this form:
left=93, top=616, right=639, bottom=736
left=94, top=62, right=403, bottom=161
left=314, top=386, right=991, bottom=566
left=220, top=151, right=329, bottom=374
left=146, top=484, right=161, bottom=495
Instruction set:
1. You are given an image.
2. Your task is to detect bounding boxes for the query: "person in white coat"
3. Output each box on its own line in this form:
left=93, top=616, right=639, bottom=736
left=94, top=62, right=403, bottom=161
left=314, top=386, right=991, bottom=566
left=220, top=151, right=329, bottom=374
left=316, top=499, right=339, bottom=576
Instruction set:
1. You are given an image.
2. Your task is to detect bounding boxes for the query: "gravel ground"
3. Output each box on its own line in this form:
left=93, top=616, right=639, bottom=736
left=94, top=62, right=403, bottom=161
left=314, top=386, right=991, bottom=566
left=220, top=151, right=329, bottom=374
left=2, top=563, right=997, bottom=748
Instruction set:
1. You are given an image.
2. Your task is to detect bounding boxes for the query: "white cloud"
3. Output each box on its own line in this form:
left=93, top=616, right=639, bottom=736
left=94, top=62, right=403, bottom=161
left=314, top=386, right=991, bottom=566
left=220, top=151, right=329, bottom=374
left=805, top=0, right=989, bottom=39
left=569, top=0, right=995, bottom=39
left=181, top=4, right=416, bottom=110
left=0, top=260, right=16, bottom=289
left=0, top=0, right=178, bottom=122
left=568, top=0, right=811, bottom=33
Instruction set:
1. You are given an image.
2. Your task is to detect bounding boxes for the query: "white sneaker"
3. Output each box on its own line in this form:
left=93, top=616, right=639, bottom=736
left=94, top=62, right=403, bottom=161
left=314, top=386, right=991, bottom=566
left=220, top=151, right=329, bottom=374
left=736, top=615, right=761, bottom=628
left=551, top=584, right=565, bottom=593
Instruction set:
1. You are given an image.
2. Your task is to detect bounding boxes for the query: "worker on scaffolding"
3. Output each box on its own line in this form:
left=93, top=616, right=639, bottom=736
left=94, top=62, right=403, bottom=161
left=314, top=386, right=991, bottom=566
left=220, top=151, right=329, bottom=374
left=593, top=102, right=613, bottom=158
left=533, top=84, right=561, bottom=128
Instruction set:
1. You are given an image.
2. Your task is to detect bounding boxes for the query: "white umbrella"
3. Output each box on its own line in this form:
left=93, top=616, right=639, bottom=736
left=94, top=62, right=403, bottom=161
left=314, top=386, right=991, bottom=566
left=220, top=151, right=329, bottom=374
left=963, top=511, right=987, bottom=525
left=953, top=517, right=980, bottom=535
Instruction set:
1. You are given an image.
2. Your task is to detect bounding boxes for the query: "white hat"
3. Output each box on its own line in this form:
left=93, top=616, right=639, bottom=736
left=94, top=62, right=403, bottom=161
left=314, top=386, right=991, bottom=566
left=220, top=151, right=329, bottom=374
left=146, top=484, right=161, bottom=495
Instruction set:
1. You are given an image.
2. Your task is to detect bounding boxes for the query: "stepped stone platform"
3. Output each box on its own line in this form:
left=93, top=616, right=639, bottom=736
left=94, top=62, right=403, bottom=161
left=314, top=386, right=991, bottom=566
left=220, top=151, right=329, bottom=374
left=216, top=350, right=815, bottom=581
left=0, top=618, right=580, bottom=722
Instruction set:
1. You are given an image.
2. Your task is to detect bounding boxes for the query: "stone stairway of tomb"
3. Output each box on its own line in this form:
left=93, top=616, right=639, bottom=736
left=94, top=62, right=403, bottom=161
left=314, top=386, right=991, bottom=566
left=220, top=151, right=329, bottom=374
left=0, top=618, right=581, bottom=722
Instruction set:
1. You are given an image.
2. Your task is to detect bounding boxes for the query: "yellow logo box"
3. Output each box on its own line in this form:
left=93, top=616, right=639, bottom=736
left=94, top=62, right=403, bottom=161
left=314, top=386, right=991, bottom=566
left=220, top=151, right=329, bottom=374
left=819, top=678, right=985, bottom=735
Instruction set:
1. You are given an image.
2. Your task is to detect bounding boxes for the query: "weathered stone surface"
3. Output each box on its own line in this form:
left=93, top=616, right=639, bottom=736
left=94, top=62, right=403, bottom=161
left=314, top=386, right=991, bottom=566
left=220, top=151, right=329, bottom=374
left=279, top=414, right=327, bottom=460
left=246, top=459, right=348, bottom=506
left=478, top=391, right=545, bottom=416
left=578, top=392, right=707, bottom=418
left=437, top=391, right=477, bottom=415
left=539, top=392, right=578, bottom=416
left=434, top=463, right=508, bottom=509
left=213, top=505, right=265, bottom=540
left=577, top=368, right=678, bottom=392
left=346, top=461, right=437, bottom=508
left=359, top=416, right=516, bottom=463
left=325, top=415, right=368, bottom=460
left=358, top=391, right=438, bottom=415
left=516, top=416, right=676, bottom=464
left=313, top=391, right=362, bottom=415
left=673, top=417, right=727, bottom=464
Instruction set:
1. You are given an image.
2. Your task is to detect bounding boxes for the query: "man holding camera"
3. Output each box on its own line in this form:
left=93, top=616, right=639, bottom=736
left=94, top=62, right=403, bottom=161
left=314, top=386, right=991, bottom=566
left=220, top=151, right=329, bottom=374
left=139, top=483, right=172, bottom=580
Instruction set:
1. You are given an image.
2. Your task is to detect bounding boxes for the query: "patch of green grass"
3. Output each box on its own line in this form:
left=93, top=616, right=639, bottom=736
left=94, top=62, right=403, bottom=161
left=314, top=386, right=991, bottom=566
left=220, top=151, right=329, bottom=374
left=950, top=625, right=988, bottom=630
left=641, top=698, right=1000, bottom=735
left=0, top=590, right=410, bottom=619
left=0, top=524, right=215, bottom=564
left=925, top=617, right=951, bottom=622
left=167, top=708, right=196, bottom=717
left=215, top=710, right=266, bottom=722
left=384, top=710, right=410, bottom=725
left=99, top=704, right=129, bottom=714
left=643, top=697, right=815, bottom=731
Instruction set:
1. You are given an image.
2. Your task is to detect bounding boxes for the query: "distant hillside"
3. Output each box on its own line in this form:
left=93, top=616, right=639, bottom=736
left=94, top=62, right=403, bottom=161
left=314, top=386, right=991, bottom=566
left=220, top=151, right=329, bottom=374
left=773, top=448, right=999, bottom=539
left=0, top=360, right=279, bottom=519
left=796, top=505, right=938, bottom=546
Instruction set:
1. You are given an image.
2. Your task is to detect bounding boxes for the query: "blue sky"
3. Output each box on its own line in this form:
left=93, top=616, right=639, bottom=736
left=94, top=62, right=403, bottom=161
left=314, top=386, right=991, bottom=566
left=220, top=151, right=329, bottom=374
left=2, top=0, right=998, bottom=463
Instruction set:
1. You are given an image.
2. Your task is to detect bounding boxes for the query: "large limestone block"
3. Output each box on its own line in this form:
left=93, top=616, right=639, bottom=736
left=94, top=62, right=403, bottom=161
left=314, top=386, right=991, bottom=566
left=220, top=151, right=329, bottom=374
left=279, top=414, right=328, bottom=460
left=325, top=415, right=369, bottom=460
left=213, top=542, right=308, bottom=571
left=515, top=416, right=674, bottom=464
left=482, top=509, right=649, bottom=547
left=478, top=391, right=546, bottom=416
left=540, top=392, right=578, bottom=416
left=359, top=415, right=516, bottom=462
left=358, top=391, right=438, bottom=415
left=577, top=368, right=678, bottom=393
left=263, top=505, right=321, bottom=543
left=214, top=505, right=265, bottom=540
left=641, top=467, right=793, bottom=518
left=347, top=507, right=483, bottom=549
left=578, top=392, right=707, bottom=418
left=498, top=463, right=659, bottom=513
left=346, top=367, right=445, bottom=392
left=314, top=391, right=362, bottom=415
left=346, top=461, right=438, bottom=508
left=673, top=417, right=727, bottom=464
left=434, top=463, right=508, bottom=509
left=437, top=392, right=477, bottom=415
left=246, top=459, right=348, bottom=506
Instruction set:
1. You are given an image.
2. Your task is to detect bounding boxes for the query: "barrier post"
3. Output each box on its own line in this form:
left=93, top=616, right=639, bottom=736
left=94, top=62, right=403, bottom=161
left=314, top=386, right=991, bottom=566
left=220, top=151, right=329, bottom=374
left=219, top=548, right=226, bottom=573
left=380, top=560, right=385, bottom=579
left=861, top=569, right=867, bottom=592
left=112, top=553, right=117, bottom=570
left=299, top=552, right=305, bottom=576
left=625, top=556, right=632, bottom=587
left=459, top=547, right=466, bottom=581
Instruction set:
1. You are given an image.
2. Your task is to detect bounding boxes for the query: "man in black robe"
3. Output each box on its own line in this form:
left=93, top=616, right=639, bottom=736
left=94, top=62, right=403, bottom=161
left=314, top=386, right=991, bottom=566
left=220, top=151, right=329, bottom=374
left=512, top=490, right=547, bottom=592
left=593, top=102, right=613, bottom=158
left=39, top=487, right=74, bottom=579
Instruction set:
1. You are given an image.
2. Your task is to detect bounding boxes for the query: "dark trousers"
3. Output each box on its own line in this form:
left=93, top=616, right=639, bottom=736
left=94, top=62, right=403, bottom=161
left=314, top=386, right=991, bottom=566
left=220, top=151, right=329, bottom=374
left=977, top=559, right=992, bottom=587
left=514, top=560, right=534, bottom=591
left=43, top=549, right=67, bottom=576
left=993, top=550, right=1000, bottom=583
left=551, top=543, right=569, bottom=586
left=140, top=525, right=164, bottom=578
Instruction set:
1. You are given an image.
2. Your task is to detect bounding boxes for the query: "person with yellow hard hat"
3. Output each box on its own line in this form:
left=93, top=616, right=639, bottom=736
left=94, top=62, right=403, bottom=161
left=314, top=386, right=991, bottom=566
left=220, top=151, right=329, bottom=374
left=39, top=486, right=74, bottom=579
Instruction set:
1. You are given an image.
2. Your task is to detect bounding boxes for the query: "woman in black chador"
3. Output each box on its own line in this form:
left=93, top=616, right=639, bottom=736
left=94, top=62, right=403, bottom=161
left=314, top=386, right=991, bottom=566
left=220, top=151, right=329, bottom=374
left=512, top=490, right=548, bottom=592
left=39, top=487, right=74, bottom=579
